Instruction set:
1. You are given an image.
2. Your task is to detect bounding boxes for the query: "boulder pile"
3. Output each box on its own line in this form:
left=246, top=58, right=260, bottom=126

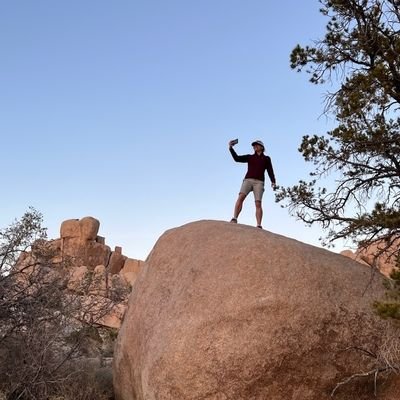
left=18, top=216, right=143, bottom=328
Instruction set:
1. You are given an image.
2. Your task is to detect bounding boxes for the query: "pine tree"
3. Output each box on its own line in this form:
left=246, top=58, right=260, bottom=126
left=277, top=0, right=400, bottom=256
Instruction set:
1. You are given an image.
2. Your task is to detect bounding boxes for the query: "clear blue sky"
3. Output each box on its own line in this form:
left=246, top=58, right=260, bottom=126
left=1, top=1, right=346, bottom=260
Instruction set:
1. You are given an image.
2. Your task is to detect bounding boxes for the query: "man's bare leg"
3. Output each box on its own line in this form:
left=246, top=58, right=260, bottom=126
left=232, top=193, right=247, bottom=221
left=255, top=200, right=263, bottom=227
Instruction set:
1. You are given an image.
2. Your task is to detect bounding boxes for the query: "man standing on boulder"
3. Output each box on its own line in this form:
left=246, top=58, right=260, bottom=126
left=229, top=139, right=276, bottom=229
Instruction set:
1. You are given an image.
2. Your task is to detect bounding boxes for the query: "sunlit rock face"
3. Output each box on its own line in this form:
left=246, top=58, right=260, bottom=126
left=341, top=239, right=400, bottom=277
left=113, top=220, right=398, bottom=400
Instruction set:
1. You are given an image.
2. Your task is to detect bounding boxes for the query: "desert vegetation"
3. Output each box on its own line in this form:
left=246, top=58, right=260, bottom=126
left=0, top=209, right=116, bottom=400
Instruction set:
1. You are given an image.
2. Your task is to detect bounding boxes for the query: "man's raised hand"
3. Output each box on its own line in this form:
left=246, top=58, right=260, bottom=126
left=229, top=139, right=238, bottom=148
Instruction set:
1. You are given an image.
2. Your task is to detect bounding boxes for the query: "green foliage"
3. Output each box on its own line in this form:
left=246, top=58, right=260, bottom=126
left=374, top=251, right=400, bottom=320
left=389, top=267, right=400, bottom=284
left=278, top=0, right=400, bottom=250
left=106, top=327, right=119, bottom=341
left=374, top=301, right=400, bottom=319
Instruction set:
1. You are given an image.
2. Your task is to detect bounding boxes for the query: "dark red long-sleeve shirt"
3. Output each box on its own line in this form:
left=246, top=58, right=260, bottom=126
left=229, top=147, right=276, bottom=184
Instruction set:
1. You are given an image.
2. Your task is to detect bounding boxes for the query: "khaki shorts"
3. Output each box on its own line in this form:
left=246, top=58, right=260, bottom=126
left=239, top=178, right=265, bottom=201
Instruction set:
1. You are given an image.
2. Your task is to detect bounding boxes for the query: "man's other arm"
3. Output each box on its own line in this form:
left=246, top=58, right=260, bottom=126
left=266, top=156, right=277, bottom=189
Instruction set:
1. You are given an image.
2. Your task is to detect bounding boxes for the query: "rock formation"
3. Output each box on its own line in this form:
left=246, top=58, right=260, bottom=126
left=58, top=216, right=144, bottom=284
left=113, top=220, right=399, bottom=400
left=341, top=240, right=399, bottom=277
left=18, top=216, right=144, bottom=329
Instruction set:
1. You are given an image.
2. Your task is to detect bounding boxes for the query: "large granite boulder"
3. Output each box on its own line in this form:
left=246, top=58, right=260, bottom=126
left=113, top=220, right=399, bottom=400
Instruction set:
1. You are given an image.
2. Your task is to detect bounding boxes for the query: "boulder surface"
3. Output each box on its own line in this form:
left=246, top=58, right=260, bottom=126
left=113, top=220, right=398, bottom=400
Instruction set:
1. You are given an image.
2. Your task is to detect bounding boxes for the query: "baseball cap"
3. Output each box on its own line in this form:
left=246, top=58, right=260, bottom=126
left=251, top=140, right=264, bottom=148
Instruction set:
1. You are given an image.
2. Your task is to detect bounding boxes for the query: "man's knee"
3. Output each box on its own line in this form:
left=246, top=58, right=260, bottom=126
left=255, top=200, right=262, bottom=208
left=238, top=193, right=247, bottom=202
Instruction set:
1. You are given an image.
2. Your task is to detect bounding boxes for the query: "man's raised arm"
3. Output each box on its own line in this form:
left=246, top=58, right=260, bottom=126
left=228, top=141, right=248, bottom=163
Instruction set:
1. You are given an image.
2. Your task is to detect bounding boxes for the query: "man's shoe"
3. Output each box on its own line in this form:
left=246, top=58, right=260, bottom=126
left=230, top=218, right=237, bottom=223
left=257, top=225, right=263, bottom=229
